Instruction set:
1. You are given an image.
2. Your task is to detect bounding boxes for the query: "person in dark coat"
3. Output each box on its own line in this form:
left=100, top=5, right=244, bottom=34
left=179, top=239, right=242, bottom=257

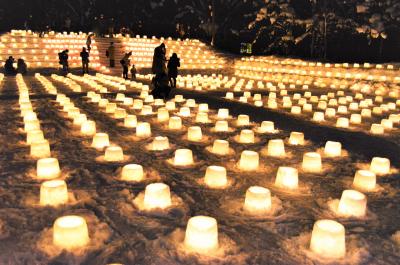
left=152, top=43, right=167, bottom=76
left=4, top=56, right=17, bottom=75
left=58, top=49, right=69, bottom=72
left=167, top=53, right=180, bottom=88
left=151, top=72, right=171, bottom=100
left=17, top=58, right=28, bottom=75
left=80, top=47, right=90, bottom=74
left=120, top=52, right=132, bottom=79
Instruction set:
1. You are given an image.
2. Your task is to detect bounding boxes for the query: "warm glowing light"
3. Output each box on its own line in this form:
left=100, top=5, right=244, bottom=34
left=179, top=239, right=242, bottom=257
left=337, top=190, right=367, bottom=217
left=104, top=146, right=124, bottom=162
left=114, top=108, right=127, bottom=119
left=353, top=170, right=376, bottom=191
left=187, top=126, right=203, bottom=141
left=179, top=107, right=191, bottom=117
left=217, top=108, right=229, bottom=119
left=37, top=158, right=61, bottom=179
left=40, top=180, right=68, bottom=206
left=239, top=150, right=259, bottom=171
left=169, top=116, right=182, bottom=130
left=143, top=183, right=172, bottom=210
left=336, top=117, right=349, bottom=128
left=24, top=119, right=41, bottom=132
left=136, top=122, right=151, bottom=138
left=30, top=140, right=51, bottom=158
left=369, top=157, right=390, bottom=175
left=211, top=139, right=230, bottom=155
left=121, top=164, right=144, bottom=181
left=237, top=114, right=250, bottom=126
left=91, top=133, right=110, bottom=149
left=81, top=120, right=96, bottom=136
left=27, top=129, right=45, bottom=144
left=324, top=141, right=342, bottom=157
left=302, top=152, right=322, bottom=173
left=124, top=115, right=137, bottom=128
left=214, top=120, right=229, bottom=132
left=288, top=132, right=304, bottom=145
left=173, top=149, right=194, bottom=166
left=53, top=215, right=89, bottom=250
left=198, top=103, right=209, bottom=112
left=259, top=121, right=275, bottom=133
left=105, top=103, right=117, bottom=113
left=275, top=167, right=298, bottom=190
left=184, top=216, right=219, bottom=253
left=244, top=186, right=272, bottom=214
left=151, top=136, right=170, bottom=150
left=310, top=219, right=346, bottom=259
left=204, top=166, right=228, bottom=188
left=239, top=129, right=254, bottom=143
left=370, top=124, right=384, bottom=135
left=196, top=112, right=209, bottom=123
left=157, top=108, right=169, bottom=122
left=267, top=139, right=285, bottom=157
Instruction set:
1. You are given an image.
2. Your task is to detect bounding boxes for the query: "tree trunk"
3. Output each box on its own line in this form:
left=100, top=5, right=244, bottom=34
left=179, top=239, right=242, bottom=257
left=211, top=0, right=216, bottom=46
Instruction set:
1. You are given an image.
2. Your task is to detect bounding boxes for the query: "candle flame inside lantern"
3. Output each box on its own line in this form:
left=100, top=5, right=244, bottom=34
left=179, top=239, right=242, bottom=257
left=40, top=180, right=68, bottom=206
left=275, top=167, right=298, bottom=190
left=239, top=150, right=259, bottom=171
left=104, top=146, right=124, bottom=162
left=353, top=170, right=376, bottom=191
left=302, top=152, right=322, bottom=173
left=244, top=186, right=272, bottom=214
left=143, top=183, right=172, bottom=210
left=184, top=216, right=219, bottom=254
left=310, top=219, right=346, bottom=259
left=37, top=157, right=61, bottom=179
left=173, top=149, right=194, bottom=166
left=337, top=190, right=367, bottom=218
left=121, top=164, right=144, bottom=181
left=204, top=166, right=228, bottom=188
left=53, top=215, right=90, bottom=250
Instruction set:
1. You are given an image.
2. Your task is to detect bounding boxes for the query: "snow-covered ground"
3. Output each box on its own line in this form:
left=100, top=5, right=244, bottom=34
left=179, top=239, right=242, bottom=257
left=0, top=73, right=399, bottom=265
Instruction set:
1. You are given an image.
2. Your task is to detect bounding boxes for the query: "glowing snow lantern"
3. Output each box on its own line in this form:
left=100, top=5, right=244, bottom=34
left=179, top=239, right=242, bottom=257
left=30, top=139, right=51, bottom=158
left=133, top=99, right=143, bottom=110
left=369, top=157, right=390, bottom=175
left=353, top=170, right=376, bottom=191
left=244, top=186, right=272, bottom=214
left=143, top=183, right=172, bottom=210
left=198, top=103, right=209, bottom=112
left=239, top=150, right=259, bottom=171
left=337, top=190, right=367, bottom=218
left=53, top=215, right=89, bottom=250
left=267, top=139, right=285, bottom=157
left=310, top=220, right=346, bottom=259
left=217, top=108, right=229, bottom=119
left=259, top=121, right=275, bottom=133
left=350, top=114, right=362, bottom=124
left=168, top=116, right=182, bottom=130
left=370, top=124, right=384, bottom=135
left=214, top=120, right=229, bottom=132
left=141, top=105, right=153, bottom=115
left=204, top=166, right=228, bottom=188
left=275, top=167, right=298, bottom=190
left=291, top=106, right=302, bottom=114
left=124, top=115, right=137, bottom=128
left=239, top=129, right=255, bottom=143
left=324, top=141, right=342, bottom=157
left=104, top=146, right=124, bottom=162
left=121, top=164, right=144, bottom=181
left=336, top=117, right=349, bottom=128
left=211, top=140, right=230, bottom=155
left=184, top=216, right=219, bottom=253
left=114, top=108, right=127, bottom=119
left=288, top=132, right=304, bottom=145
left=105, top=103, right=117, bottom=113
left=302, top=152, right=322, bottom=173
left=136, top=122, right=151, bottom=138
left=179, top=107, right=191, bottom=117
left=196, top=112, right=209, bottom=123
left=151, top=136, right=170, bottom=151
left=24, top=119, right=41, bottom=132
left=313, top=112, right=325, bottom=122
left=81, top=120, right=96, bottom=136
left=73, top=114, right=87, bottom=126
left=165, top=101, right=176, bottom=110
left=173, top=149, right=194, bottom=166
left=91, top=133, right=110, bottom=149
left=27, top=129, right=44, bottom=144
left=237, top=114, right=250, bottom=126
left=36, top=158, right=61, bottom=179
left=157, top=108, right=169, bottom=122
left=40, top=180, right=68, bottom=206
left=187, top=126, right=203, bottom=141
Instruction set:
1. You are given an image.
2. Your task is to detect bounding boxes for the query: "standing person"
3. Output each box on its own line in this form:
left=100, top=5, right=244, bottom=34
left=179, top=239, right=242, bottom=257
left=86, top=33, right=94, bottom=52
left=58, top=50, right=69, bottom=73
left=120, top=52, right=132, bottom=79
left=167, top=53, right=180, bottom=88
left=4, top=56, right=17, bottom=75
left=130, top=64, right=137, bottom=80
left=80, top=47, right=90, bottom=74
left=106, top=42, right=115, bottom=67
left=152, top=43, right=167, bottom=77
left=17, top=58, right=28, bottom=75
